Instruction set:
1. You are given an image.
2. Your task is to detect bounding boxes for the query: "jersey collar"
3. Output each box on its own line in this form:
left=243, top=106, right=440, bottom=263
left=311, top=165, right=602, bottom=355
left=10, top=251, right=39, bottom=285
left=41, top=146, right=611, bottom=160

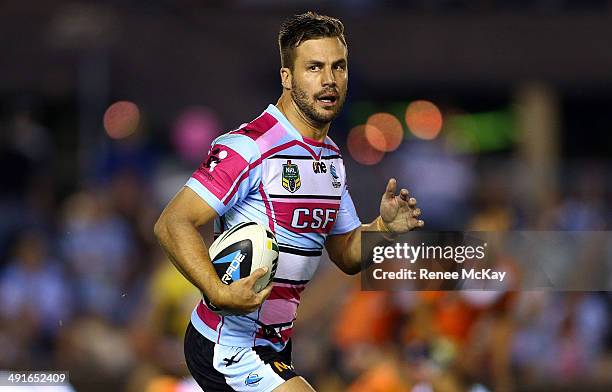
left=265, top=104, right=309, bottom=141
left=266, top=104, right=334, bottom=160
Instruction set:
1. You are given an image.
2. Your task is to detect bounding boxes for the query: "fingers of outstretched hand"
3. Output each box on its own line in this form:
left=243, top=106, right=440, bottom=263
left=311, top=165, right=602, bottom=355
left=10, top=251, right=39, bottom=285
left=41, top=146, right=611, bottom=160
left=408, top=197, right=417, bottom=208
left=384, top=178, right=397, bottom=198
left=412, top=219, right=424, bottom=228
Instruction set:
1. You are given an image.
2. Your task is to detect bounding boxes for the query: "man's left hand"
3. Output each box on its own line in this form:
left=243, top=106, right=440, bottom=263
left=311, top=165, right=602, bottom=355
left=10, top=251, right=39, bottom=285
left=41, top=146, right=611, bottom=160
left=378, top=178, right=424, bottom=234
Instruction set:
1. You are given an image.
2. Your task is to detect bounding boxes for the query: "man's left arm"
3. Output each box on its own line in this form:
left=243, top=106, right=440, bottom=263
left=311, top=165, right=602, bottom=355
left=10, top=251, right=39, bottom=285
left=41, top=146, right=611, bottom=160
left=325, top=178, right=423, bottom=275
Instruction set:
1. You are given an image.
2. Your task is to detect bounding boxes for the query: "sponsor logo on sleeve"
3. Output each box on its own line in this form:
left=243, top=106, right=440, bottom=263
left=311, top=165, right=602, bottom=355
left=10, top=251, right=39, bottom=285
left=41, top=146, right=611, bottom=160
left=203, top=147, right=228, bottom=172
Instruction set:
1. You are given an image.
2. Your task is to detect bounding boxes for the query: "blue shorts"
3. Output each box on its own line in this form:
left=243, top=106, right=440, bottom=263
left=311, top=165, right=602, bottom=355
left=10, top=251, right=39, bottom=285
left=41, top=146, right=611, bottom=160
left=184, top=322, right=298, bottom=391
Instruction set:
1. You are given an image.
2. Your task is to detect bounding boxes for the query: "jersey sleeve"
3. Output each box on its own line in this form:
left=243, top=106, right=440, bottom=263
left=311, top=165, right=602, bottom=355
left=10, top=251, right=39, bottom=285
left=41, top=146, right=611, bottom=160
left=329, top=184, right=362, bottom=235
left=185, top=133, right=261, bottom=216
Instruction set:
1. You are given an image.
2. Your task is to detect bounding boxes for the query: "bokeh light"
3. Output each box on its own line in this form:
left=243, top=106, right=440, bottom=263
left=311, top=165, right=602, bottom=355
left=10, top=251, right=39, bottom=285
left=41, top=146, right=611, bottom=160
left=364, top=112, right=404, bottom=152
left=103, top=101, right=140, bottom=139
left=347, top=125, right=385, bottom=165
left=172, top=106, right=222, bottom=163
left=405, top=100, right=443, bottom=140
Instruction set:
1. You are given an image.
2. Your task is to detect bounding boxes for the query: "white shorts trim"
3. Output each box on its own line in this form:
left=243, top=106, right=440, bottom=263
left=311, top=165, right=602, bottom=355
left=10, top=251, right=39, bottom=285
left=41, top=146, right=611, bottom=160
left=212, top=344, right=289, bottom=392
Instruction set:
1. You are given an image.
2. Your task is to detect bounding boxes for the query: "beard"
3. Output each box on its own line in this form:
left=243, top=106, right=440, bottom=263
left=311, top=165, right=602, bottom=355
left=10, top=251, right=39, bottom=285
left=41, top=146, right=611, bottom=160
left=291, top=82, right=346, bottom=126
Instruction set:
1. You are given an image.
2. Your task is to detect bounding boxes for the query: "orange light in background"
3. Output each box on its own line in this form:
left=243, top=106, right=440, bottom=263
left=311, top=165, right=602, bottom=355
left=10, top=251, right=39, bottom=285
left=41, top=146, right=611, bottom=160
left=405, top=100, right=443, bottom=140
left=144, top=375, right=178, bottom=392
left=347, top=125, right=385, bottom=165
left=364, top=112, right=403, bottom=152
left=103, top=101, right=140, bottom=139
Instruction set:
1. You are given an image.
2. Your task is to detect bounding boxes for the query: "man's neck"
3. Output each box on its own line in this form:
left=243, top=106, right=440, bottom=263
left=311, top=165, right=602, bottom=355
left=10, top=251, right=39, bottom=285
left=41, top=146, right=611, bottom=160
left=276, top=94, right=330, bottom=142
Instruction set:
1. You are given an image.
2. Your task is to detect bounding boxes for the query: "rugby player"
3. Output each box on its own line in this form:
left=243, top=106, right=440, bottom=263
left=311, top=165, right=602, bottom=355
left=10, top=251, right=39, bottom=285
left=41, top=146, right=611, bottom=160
left=154, top=12, right=424, bottom=392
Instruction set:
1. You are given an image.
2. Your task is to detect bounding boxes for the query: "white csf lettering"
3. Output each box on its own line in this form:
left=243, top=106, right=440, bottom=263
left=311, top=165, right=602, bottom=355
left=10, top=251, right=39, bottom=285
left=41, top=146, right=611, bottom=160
left=311, top=208, right=324, bottom=229
left=290, top=208, right=338, bottom=230
left=291, top=208, right=310, bottom=228
left=324, top=209, right=336, bottom=228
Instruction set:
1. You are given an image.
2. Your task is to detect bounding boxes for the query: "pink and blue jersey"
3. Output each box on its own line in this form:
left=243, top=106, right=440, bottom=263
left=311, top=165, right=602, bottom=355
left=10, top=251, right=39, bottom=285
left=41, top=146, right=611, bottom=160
left=185, top=104, right=361, bottom=351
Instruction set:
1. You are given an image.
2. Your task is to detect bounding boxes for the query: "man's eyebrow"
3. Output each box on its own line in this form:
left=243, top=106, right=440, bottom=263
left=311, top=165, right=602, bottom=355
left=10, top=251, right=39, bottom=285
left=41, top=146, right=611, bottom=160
left=304, top=59, right=347, bottom=66
left=304, top=60, right=325, bottom=66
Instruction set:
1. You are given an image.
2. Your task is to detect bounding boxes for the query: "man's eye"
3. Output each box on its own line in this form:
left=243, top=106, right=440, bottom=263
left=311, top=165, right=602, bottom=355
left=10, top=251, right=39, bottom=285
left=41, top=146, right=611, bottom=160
left=309, top=65, right=320, bottom=71
left=335, top=64, right=345, bottom=70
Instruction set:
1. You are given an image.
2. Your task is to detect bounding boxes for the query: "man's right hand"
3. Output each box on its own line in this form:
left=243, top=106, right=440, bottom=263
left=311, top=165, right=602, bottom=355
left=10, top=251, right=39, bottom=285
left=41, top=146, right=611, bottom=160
left=210, top=267, right=274, bottom=315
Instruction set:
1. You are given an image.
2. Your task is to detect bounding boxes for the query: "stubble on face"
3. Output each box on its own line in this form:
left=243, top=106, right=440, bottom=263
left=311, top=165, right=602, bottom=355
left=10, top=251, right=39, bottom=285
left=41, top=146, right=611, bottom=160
left=291, top=80, right=346, bottom=126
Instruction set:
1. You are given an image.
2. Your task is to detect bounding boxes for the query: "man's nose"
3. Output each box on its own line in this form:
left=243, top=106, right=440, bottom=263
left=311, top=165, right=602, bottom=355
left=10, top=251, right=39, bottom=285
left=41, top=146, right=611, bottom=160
left=322, top=67, right=336, bottom=87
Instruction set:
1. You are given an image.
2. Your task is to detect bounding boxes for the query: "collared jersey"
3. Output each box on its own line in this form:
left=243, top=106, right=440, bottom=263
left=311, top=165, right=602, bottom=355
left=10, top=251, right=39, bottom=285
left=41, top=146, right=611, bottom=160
left=185, top=104, right=361, bottom=351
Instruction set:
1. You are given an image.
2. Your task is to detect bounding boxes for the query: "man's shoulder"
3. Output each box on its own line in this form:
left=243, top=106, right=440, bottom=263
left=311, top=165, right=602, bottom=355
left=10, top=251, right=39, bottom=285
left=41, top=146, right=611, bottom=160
left=228, top=111, right=278, bottom=142
left=211, top=131, right=261, bottom=163
left=211, top=109, right=280, bottom=160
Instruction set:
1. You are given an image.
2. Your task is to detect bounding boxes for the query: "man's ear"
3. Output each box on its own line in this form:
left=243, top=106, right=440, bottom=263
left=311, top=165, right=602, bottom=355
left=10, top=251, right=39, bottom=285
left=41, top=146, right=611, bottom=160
left=280, top=67, right=292, bottom=90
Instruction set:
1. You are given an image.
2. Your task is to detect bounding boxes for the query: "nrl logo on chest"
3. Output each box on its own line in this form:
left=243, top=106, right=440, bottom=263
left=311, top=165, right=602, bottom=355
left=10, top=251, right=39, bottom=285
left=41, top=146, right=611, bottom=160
left=282, top=160, right=301, bottom=193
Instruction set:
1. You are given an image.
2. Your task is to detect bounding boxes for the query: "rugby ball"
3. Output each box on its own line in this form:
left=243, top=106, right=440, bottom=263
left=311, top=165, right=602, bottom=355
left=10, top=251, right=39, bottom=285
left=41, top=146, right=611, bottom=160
left=204, top=222, right=279, bottom=314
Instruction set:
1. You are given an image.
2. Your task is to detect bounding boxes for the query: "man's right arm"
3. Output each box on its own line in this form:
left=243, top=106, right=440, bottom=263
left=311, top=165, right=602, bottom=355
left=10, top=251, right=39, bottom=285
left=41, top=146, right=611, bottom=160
left=153, top=186, right=271, bottom=314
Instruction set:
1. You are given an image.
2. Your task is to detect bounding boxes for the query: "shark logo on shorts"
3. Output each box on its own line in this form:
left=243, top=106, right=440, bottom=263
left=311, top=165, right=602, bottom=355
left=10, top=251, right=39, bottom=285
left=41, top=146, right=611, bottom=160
left=245, top=372, right=263, bottom=387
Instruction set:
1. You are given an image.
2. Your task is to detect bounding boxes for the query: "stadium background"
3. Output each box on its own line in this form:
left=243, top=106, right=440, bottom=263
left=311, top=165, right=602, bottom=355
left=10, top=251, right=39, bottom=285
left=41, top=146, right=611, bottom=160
left=1, top=1, right=611, bottom=391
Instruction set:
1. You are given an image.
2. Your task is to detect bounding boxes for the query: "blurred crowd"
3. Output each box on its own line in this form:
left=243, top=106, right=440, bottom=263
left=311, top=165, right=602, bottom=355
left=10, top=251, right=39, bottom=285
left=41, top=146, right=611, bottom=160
left=0, top=100, right=611, bottom=392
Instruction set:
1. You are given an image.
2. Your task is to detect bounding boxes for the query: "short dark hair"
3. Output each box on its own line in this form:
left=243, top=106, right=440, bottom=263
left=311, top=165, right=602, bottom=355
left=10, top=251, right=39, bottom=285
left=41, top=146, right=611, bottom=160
left=278, top=11, right=347, bottom=70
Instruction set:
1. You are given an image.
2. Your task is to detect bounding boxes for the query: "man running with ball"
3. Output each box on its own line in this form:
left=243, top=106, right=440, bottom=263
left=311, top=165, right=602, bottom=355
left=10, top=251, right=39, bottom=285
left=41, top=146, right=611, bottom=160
left=155, top=11, right=424, bottom=392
